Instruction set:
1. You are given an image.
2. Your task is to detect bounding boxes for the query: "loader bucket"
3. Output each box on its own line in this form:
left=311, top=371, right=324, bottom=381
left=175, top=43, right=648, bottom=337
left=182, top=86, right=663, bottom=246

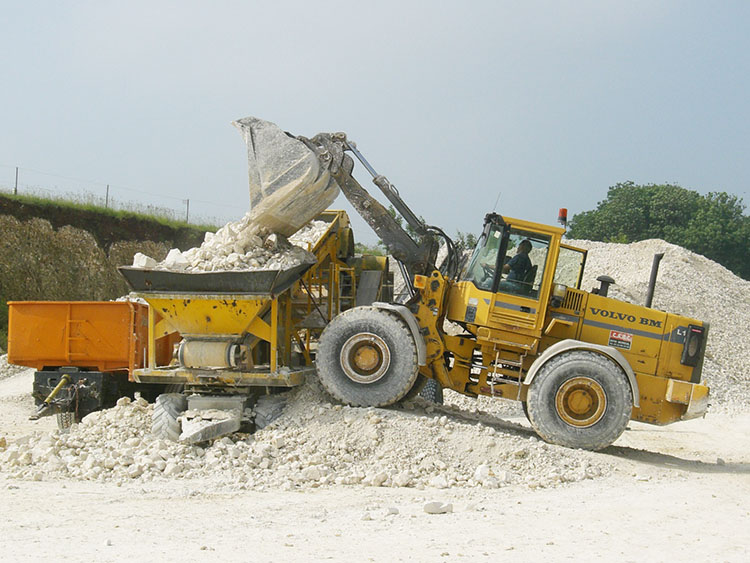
left=233, top=116, right=340, bottom=236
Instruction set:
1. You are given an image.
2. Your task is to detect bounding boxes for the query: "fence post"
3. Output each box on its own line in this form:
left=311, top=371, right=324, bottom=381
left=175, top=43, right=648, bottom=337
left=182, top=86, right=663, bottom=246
left=14, top=167, right=18, bottom=195
left=185, top=199, right=190, bottom=223
left=105, top=184, right=110, bottom=208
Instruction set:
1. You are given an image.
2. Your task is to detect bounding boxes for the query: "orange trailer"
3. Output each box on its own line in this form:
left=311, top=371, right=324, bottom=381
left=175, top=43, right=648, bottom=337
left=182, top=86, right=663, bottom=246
left=8, top=301, right=149, bottom=371
left=7, top=301, right=178, bottom=427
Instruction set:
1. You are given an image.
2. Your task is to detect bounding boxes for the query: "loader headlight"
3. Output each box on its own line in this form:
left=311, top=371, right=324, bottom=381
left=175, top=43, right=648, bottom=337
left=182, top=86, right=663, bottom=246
left=552, top=284, right=567, bottom=299
left=550, top=284, right=567, bottom=308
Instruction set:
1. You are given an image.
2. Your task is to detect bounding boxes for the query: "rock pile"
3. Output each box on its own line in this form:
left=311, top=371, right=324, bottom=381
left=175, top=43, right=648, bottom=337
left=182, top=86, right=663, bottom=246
left=133, top=217, right=329, bottom=273
left=0, top=384, right=610, bottom=490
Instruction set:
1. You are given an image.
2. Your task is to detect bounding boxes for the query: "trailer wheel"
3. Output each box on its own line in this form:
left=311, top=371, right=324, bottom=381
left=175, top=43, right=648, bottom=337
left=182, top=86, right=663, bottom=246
left=56, top=412, right=76, bottom=432
left=526, top=351, right=632, bottom=451
left=316, top=306, right=418, bottom=407
left=152, top=393, right=187, bottom=442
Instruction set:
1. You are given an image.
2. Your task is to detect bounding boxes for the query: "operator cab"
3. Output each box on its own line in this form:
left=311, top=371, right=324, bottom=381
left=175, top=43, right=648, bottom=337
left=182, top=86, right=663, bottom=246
left=447, top=213, right=565, bottom=337
left=462, top=214, right=551, bottom=298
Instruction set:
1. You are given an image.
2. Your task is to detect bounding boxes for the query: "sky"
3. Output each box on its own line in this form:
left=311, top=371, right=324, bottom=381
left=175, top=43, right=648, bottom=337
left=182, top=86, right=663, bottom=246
left=1, top=1, right=748, bottom=243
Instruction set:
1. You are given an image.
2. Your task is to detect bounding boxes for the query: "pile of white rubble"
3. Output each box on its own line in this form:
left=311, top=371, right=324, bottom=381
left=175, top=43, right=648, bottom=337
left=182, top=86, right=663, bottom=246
left=132, top=217, right=329, bottom=273
left=0, top=382, right=610, bottom=490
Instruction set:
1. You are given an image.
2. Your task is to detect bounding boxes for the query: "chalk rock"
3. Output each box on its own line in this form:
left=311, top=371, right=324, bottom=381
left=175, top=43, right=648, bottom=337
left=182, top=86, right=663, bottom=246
left=301, top=466, right=323, bottom=481
left=393, top=470, right=413, bottom=488
left=423, top=502, right=453, bottom=515
left=164, top=249, right=190, bottom=270
left=132, top=252, right=157, bottom=269
left=429, top=474, right=449, bottom=489
left=369, top=471, right=388, bottom=487
left=474, top=464, right=491, bottom=482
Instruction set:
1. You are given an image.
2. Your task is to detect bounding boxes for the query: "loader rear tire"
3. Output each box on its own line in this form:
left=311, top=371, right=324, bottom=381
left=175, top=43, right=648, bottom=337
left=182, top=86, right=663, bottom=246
left=316, top=306, right=419, bottom=407
left=526, top=351, right=632, bottom=451
left=403, top=374, right=428, bottom=401
left=152, top=393, right=187, bottom=442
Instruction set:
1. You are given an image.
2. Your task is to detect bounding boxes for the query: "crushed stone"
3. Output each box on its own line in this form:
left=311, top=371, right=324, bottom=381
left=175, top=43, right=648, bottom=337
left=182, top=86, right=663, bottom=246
left=0, top=355, right=27, bottom=382
left=0, top=382, right=611, bottom=490
left=133, top=218, right=329, bottom=273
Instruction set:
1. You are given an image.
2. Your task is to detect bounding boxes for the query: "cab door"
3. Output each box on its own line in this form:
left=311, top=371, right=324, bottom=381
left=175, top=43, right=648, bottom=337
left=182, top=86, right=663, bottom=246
left=486, top=226, right=558, bottom=342
left=448, top=218, right=561, bottom=342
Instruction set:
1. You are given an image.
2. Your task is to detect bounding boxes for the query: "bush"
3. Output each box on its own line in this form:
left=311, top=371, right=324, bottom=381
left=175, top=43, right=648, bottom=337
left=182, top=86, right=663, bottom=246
left=568, top=182, right=750, bottom=280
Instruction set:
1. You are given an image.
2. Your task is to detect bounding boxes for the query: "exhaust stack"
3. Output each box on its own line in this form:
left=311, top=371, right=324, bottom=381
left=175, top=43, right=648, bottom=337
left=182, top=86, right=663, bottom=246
left=645, top=253, right=664, bottom=308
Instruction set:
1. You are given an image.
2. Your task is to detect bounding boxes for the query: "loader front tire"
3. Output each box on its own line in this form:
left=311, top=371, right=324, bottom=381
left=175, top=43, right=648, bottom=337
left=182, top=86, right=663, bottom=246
left=526, top=351, right=632, bottom=451
left=152, top=393, right=187, bottom=442
left=316, top=307, right=419, bottom=407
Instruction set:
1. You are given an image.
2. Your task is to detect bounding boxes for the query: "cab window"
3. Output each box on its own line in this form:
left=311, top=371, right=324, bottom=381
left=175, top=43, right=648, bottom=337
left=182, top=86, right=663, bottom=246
left=554, top=245, right=586, bottom=289
left=462, top=225, right=502, bottom=291
left=497, top=230, right=550, bottom=298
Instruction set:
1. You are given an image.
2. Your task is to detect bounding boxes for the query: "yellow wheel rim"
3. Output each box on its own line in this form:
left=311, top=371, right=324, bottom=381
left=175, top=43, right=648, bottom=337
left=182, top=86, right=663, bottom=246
left=555, top=377, right=607, bottom=428
left=353, top=345, right=380, bottom=372
left=340, top=332, right=391, bottom=384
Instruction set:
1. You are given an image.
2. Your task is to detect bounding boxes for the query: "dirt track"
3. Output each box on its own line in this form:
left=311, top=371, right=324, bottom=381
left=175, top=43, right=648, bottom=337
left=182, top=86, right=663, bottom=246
left=2, top=370, right=748, bottom=562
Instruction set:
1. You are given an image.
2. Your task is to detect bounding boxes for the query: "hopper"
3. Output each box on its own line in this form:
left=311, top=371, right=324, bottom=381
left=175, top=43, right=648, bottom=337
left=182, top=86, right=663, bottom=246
left=118, top=263, right=312, bottom=296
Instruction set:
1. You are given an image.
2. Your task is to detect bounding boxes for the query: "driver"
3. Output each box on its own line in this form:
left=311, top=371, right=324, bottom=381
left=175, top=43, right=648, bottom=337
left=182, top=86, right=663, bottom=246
left=501, top=239, right=532, bottom=287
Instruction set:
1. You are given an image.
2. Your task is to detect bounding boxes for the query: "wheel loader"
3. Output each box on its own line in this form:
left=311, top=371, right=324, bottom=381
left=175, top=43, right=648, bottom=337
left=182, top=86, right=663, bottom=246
left=235, top=117, right=710, bottom=451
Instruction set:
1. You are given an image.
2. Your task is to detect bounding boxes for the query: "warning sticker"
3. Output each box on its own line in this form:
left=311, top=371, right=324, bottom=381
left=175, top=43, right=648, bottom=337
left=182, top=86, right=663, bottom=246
left=609, top=330, right=633, bottom=350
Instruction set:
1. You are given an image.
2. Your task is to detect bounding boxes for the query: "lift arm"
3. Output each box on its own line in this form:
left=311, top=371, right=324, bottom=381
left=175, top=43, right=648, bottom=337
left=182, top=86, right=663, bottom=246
left=298, top=132, right=446, bottom=285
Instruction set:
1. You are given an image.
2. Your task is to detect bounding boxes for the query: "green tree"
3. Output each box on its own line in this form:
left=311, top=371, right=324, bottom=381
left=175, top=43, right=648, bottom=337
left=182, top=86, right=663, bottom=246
left=568, top=182, right=750, bottom=280
left=455, top=230, right=477, bottom=251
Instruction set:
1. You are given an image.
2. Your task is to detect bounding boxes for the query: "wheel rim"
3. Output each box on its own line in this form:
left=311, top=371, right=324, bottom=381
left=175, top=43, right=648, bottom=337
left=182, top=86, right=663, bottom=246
left=340, top=332, right=391, bottom=384
left=554, top=376, right=607, bottom=428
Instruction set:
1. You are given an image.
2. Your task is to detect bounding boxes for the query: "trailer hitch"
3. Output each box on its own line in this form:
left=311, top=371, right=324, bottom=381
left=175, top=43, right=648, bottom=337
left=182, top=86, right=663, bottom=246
left=30, top=373, right=72, bottom=420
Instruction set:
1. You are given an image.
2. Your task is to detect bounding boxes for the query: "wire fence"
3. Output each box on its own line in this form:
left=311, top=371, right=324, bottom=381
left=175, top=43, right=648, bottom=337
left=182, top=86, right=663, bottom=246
left=0, top=164, right=239, bottom=228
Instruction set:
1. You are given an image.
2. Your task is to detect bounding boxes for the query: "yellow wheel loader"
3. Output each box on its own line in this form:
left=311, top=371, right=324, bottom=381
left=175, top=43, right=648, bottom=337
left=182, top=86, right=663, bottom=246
left=242, top=119, right=710, bottom=451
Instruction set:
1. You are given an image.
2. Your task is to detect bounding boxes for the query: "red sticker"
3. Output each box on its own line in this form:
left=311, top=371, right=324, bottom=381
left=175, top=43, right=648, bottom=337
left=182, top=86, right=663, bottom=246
left=609, top=330, right=632, bottom=350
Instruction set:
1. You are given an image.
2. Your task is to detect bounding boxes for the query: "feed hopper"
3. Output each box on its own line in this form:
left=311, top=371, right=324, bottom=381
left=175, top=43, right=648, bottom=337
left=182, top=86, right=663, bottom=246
left=119, top=263, right=316, bottom=388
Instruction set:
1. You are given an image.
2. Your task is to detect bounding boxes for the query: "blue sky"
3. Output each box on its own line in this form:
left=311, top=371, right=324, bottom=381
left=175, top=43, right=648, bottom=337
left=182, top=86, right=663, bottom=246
left=1, top=1, right=748, bottom=243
